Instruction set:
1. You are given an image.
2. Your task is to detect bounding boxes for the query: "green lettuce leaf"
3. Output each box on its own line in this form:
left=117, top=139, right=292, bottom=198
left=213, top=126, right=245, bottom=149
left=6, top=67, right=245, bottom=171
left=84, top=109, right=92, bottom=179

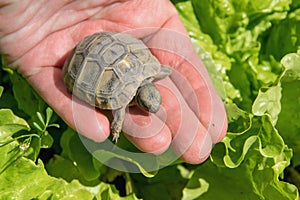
left=0, top=109, right=30, bottom=140
left=53, top=127, right=159, bottom=178
left=183, top=155, right=297, bottom=200
left=187, top=106, right=298, bottom=199
left=174, top=0, right=299, bottom=198
left=191, top=0, right=290, bottom=50
left=252, top=85, right=282, bottom=125
left=1, top=0, right=300, bottom=199
left=277, top=51, right=300, bottom=167
left=9, top=71, right=48, bottom=123
left=190, top=0, right=289, bottom=111
left=46, top=128, right=105, bottom=185
left=252, top=49, right=300, bottom=168
left=0, top=139, right=139, bottom=199
left=0, top=86, right=3, bottom=97
left=264, top=9, right=300, bottom=61
left=0, top=158, right=138, bottom=200
left=174, top=0, right=239, bottom=102
left=130, top=165, right=188, bottom=200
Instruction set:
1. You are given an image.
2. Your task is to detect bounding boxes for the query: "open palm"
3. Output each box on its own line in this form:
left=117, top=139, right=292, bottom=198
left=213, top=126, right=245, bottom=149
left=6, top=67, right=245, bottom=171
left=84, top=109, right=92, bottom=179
left=0, top=0, right=227, bottom=164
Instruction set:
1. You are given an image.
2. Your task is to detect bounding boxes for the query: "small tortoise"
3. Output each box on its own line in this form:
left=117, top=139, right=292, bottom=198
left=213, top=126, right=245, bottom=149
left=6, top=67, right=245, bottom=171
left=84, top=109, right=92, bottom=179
left=63, top=32, right=172, bottom=141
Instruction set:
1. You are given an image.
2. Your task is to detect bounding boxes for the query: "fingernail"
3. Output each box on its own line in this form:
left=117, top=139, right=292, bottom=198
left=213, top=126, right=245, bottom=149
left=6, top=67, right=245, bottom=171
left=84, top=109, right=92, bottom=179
left=94, top=124, right=107, bottom=142
left=199, top=135, right=212, bottom=160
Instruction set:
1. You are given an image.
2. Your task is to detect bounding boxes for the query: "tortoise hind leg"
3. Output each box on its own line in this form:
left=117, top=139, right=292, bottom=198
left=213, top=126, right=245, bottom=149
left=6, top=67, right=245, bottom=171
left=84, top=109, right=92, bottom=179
left=111, top=107, right=126, bottom=142
left=154, top=65, right=173, bottom=79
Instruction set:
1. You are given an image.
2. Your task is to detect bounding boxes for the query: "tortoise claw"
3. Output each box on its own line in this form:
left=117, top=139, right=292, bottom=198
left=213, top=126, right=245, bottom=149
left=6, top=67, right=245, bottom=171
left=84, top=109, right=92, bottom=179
left=112, top=131, right=120, bottom=143
left=111, top=121, right=122, bottom=143
left=111, top=108, right=125, bottom=143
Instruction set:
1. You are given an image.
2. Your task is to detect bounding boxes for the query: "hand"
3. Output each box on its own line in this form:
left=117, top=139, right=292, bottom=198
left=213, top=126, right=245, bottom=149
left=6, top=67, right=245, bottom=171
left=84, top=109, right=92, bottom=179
left=0, top=0, right=227, bottom=164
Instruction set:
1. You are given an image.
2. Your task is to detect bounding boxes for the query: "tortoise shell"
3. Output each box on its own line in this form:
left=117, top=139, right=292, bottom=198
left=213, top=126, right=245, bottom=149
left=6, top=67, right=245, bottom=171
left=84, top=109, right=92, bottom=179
left=62, top=32, right=162, bottom=110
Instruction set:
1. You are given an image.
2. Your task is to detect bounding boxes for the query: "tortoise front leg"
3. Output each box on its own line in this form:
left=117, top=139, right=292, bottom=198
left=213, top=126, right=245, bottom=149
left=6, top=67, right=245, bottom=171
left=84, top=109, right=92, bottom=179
left=111, top=107, right=126, bottom=142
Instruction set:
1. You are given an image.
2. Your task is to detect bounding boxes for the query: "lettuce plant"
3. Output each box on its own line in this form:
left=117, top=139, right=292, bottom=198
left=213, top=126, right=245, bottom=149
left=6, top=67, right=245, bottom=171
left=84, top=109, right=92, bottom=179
left=0, top=0, right=299, bottom=199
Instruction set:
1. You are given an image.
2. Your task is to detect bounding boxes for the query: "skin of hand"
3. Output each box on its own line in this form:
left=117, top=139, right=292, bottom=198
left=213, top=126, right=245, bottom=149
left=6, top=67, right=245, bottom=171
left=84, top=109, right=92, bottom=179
left=0, top=0, right=227, bottom=164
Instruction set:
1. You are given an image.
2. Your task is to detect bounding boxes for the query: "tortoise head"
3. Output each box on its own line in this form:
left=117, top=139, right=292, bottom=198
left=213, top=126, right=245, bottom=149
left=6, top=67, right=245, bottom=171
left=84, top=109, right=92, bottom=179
left=135, top=83, right=162, bottom=113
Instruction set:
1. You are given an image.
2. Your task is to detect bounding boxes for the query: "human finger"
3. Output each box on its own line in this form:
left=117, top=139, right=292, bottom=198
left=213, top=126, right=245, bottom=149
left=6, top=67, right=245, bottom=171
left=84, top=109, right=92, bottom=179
left=122, top=106, right=172, bottom=155
left=169, top=58, right=228, bottom=143
left=155, top=77, right=214, bottom=164
left=27, top=66, right=111, bottom=142
left=143, top=28, right=227, bottom=143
